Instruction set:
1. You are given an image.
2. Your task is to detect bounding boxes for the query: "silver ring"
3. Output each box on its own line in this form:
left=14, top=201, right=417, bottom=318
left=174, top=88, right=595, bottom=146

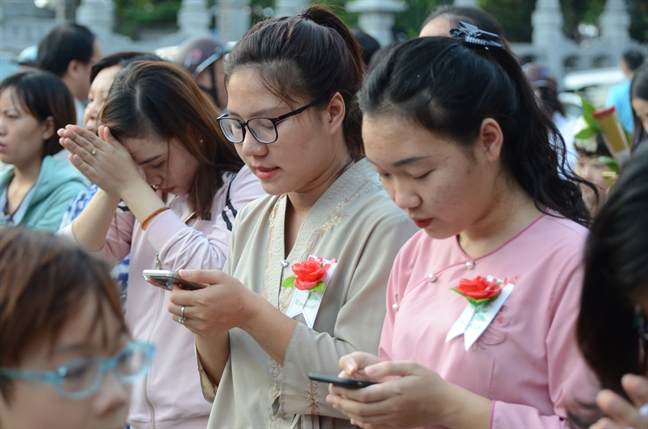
left=639, top=403, right=648, bottom=417
left=178, top=306, right=186, bottom=324
left=91, top=147, right=97, bottom=156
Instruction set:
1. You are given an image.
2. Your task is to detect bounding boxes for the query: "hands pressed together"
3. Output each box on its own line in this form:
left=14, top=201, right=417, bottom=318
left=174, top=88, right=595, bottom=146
left=57, top=125, right=145, bottom=198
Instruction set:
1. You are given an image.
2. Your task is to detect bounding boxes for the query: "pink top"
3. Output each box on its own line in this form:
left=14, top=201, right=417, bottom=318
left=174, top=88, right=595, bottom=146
left=61, top=165, right=267, bottom=429
left=380, top=214, right=594, bottom=428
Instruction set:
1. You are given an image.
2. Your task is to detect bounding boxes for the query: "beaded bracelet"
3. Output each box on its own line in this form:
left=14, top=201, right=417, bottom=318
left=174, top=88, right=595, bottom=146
left=142, top=207, right=170, bottom=230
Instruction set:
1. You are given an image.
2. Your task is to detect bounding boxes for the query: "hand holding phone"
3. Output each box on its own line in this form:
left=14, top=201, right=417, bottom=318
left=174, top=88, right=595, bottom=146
left=308, top=372, right=377, bottom=388
left=142, top=270, right=205, bottom=291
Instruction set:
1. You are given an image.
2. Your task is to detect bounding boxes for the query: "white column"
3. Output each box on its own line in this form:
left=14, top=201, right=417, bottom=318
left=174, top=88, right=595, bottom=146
left=453, top=0, right=480, bottom=7
left=178, top=0, right=210, bottom=37
left=76, top=0, right=114, bottom=36
left=346, top=0, right=406, bottom=46
left=274, top=0, right=309, bottom=18
left=217, top=0, right=251, bottom=42
left=531, top=0, right=566, bottom=80
left=599, top=0, right=630, bottom=44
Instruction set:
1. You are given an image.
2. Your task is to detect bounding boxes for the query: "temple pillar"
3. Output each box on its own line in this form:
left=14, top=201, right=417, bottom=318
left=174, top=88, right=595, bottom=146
left=346, top=0, right=406, bottom=46
left=178, top=0, right=210, bottom=37
left=217, top=0, right=251, bottom=42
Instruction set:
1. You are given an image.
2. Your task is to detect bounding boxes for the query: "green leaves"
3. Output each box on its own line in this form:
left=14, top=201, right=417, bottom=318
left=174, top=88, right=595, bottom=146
left=594, top=156, right=620, bottom=174
left=577, top=93, right=603, bottom=134
left=574, top=127, right=595, bottom=140
left=282, top=276, right=295, bottom=288
left=311, top=282, right=326, bottom=292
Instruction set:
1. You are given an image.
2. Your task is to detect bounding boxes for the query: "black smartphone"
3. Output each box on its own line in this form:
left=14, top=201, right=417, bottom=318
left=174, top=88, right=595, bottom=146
left=142, top=270, right=205, bottom=291
left=308, top=372, right=377, bottom=388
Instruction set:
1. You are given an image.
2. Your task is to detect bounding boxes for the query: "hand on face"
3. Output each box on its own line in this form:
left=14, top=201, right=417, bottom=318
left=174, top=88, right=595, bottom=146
left=591, top=374, right=648, bottom=429
left=326, top=355, right=451, bottom=429
left=58, top=125, right=145, bottom=196
left=167, top=270, right=256, bottom=337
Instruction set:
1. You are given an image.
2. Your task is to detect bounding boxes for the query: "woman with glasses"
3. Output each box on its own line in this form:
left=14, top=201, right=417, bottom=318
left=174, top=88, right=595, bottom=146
left=165, top=6, right=417, bottom=427
left=575, top=148, right=648, bottom=429
left=0, top=227, right=154, bottom=428
left=57, top=61, right=266, bottom=428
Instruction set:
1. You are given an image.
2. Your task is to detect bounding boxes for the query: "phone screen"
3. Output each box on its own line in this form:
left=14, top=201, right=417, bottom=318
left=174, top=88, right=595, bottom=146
left=142, top=270, right=205, bottom=291
left=308, top=372, right=376, bottom=388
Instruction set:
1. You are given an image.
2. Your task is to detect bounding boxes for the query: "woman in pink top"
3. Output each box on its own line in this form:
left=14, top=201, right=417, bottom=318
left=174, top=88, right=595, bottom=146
left=326, top=27, right=596, bottom=428
left=58, top=62, right=266, bottom=428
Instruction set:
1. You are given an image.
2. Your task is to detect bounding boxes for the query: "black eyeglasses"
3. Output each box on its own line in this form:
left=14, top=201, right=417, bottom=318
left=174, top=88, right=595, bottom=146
left=217, top=95, right=327, bottom=144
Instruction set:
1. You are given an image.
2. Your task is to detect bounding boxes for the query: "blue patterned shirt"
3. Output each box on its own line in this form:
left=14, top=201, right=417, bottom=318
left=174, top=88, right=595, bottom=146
left=59, top=184, right=130, bottom=307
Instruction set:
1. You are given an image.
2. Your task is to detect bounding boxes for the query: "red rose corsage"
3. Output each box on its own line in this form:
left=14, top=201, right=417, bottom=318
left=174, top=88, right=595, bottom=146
left=282, top=256, right=335, bottom=292
left=451, top=276, right=506, bottom=306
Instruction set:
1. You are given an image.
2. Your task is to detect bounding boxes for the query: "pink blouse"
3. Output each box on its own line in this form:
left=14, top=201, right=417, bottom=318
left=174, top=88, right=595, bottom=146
left=380, top=214, right=595, bottom=428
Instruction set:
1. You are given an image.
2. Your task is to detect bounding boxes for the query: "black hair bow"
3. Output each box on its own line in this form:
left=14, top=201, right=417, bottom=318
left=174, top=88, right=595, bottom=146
left=450, top=21, right=502, bottom=49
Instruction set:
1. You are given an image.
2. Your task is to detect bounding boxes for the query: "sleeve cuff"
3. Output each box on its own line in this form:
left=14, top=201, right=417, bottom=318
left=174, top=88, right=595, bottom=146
left=195, top=343, right=217, bottom=403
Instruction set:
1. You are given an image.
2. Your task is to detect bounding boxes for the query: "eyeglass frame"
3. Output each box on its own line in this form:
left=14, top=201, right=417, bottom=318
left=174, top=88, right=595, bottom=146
left=217, top=95, right=329, bottom=144
left=0, top=340, right=155, bottom=400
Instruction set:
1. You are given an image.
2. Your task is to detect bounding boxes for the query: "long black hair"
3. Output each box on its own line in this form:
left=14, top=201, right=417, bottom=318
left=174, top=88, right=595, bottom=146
left=224, top=5, right=365, bottom=161
left=577, top=147, right=648, bottom=397
left=359, top=36, right=593, bottom=226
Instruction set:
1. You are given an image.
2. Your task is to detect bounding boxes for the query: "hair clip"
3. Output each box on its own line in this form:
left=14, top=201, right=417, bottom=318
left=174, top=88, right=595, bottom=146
left=298, top=12, right=314, bottom=21
left=450, top=21, right=502, bottom=50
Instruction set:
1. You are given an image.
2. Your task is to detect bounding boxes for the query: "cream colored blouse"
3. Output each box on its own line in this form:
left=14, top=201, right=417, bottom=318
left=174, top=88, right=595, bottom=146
left=200, top=159, right=418, bottom=428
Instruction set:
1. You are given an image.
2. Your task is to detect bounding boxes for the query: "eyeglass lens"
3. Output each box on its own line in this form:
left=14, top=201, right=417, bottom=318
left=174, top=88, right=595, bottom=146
left=60, top=343, right=151, bottom=397
left=220, top=117, right=277, bottom=144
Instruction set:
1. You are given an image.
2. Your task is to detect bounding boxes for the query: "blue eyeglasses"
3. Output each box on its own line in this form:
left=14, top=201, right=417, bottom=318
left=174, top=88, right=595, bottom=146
left=0, top=340, right=155, bottom=400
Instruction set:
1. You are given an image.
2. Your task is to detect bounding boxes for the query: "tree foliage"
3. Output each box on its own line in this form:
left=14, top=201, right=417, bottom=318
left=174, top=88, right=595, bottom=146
left=112, top=0, right=181, bottom=39
left=111, top=0, right=646, bottom=44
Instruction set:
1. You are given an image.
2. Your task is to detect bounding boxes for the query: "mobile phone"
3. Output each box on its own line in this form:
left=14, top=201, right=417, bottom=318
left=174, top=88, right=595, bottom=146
left=308, top=372, right=377, bottom=389
left=142, top=270, right=205, bottom=291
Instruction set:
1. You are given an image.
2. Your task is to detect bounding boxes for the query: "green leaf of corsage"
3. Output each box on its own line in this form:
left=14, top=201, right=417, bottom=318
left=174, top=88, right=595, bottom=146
left=282, top=276, right=295, bottom=288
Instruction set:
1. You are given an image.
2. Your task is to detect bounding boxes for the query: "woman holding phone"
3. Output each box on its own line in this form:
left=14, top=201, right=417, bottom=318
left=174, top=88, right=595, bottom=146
left=166, top=6, right=417, bottom=427
left=326, top=28, right=596, bottom=428
left=58, top=62, right=266, bottom=428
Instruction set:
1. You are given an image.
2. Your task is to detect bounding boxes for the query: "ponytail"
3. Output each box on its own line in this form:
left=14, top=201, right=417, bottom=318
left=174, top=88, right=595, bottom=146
left=225, top=5, right=365, bottom=160
left=360, top=35, right=593, bottom=226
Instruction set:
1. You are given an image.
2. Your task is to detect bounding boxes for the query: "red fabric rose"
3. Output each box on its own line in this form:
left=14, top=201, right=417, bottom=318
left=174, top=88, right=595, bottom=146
left=452, top=276, right=505, bottom=305
left=291, top=257, right=331, bottom=291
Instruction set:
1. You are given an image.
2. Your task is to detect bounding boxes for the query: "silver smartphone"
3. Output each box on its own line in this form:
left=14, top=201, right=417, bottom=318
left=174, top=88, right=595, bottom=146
left=142, top=270, right=205, bottom=291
